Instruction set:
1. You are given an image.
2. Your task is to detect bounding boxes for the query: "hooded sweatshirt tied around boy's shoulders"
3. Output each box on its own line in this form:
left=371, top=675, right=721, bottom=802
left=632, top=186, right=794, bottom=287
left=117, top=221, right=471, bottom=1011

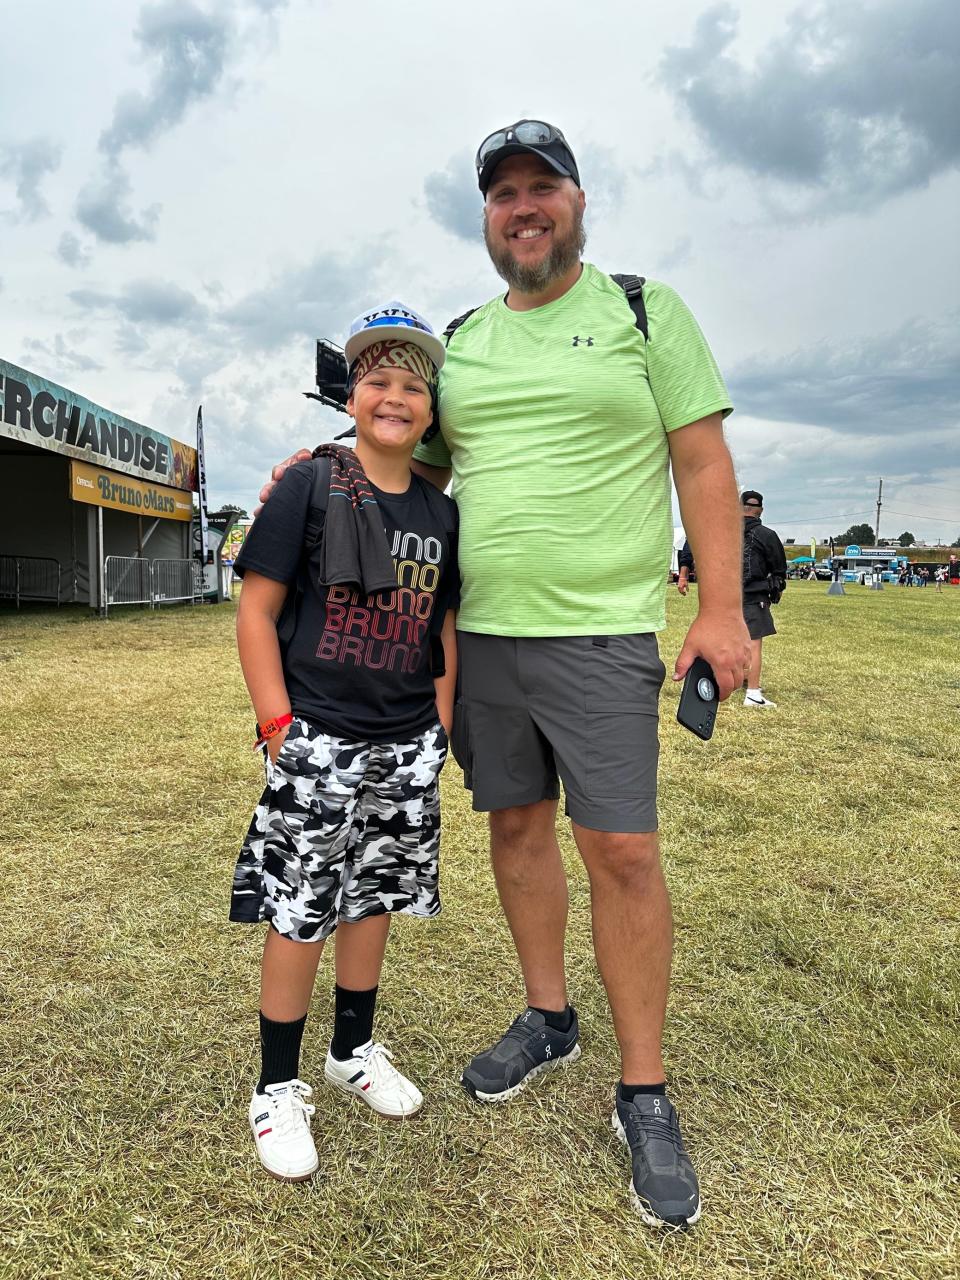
left=414, top=264, right=732, bottom=638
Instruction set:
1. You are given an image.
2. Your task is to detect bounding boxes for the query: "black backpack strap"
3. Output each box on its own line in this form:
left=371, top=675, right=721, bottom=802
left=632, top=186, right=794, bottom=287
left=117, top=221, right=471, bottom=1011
left=443, top=308, right=479, bottom=346
left=304, top=454, right=331, bottom=549
left=610, top=273, right=648, bottom=341
left=412, top=476, right=458, bottom=676
left=277, top=456, right=331, bottom=647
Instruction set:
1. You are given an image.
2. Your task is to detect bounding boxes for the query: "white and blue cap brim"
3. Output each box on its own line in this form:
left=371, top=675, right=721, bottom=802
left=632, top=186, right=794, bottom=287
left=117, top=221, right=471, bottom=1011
left=344, top=300, right=445, bottom=373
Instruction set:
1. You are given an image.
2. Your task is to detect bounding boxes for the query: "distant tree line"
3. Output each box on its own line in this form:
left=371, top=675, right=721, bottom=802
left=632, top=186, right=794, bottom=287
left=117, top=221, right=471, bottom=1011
left=831, top=524, right=959, bottom=549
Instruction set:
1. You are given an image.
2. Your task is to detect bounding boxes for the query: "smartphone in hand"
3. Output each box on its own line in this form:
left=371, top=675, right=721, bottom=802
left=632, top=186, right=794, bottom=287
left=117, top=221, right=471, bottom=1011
left=676, top=657, right=719, bottom=741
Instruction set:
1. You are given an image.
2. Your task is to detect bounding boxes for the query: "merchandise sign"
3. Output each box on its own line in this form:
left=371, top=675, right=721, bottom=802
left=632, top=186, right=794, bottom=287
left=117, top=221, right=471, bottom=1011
left=70, top=459, right=193, bottom=521
left=1, top=357, right=198, bottom=490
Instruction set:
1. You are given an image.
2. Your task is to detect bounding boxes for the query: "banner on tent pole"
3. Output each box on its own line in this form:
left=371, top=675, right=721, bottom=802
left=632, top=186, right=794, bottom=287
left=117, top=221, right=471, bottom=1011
left=196, top=406, right=210, bottom=563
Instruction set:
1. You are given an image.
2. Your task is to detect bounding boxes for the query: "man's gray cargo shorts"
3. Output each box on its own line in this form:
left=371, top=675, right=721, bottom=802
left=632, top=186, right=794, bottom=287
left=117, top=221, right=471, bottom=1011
left=451, top=632, right=666, bottom=833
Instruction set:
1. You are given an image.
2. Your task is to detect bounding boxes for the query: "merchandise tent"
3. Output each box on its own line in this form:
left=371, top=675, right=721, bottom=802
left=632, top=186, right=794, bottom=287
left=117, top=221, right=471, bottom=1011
left=0, top=357, right=198, bottom=610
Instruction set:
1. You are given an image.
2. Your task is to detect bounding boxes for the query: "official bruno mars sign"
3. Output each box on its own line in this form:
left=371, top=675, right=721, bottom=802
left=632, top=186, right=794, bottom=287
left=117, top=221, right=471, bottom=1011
left=70, top=460, right=193, bottom=522
left=0, top=357, right=197, bottom=491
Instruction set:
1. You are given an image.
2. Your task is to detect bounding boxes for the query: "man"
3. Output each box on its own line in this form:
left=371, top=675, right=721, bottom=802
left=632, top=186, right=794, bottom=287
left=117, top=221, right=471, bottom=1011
left=676, top=539, right=694, bottom=595
left=263, top=119, right=749, bottom=1228
left=948, top=553, right=959, bottom=586
left=740, top=491, right=787, bottom=709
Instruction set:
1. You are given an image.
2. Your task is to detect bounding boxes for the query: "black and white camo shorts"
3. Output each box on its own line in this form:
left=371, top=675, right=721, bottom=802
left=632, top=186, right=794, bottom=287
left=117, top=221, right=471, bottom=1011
left=230, top=717, right=448, bottom=943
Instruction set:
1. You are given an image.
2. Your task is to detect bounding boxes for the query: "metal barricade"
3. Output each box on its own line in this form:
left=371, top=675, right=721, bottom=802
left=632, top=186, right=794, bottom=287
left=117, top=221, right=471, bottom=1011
left=0, top=554, right=62, bottom=608
left=104, top=556, right=152, bottom=614
left=0, top=556, right=16, bottom=604
left=151, top=558, right=199, bottom=606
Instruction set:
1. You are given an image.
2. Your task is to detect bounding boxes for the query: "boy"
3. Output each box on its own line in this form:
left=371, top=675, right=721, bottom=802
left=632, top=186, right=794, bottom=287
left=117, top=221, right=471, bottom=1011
left=230, top=302, right=458, bottom=1181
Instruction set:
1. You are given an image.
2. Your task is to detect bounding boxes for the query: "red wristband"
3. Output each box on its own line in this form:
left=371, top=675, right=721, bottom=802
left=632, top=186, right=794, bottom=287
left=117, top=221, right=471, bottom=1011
left=254, top=712, right=293, bottom=750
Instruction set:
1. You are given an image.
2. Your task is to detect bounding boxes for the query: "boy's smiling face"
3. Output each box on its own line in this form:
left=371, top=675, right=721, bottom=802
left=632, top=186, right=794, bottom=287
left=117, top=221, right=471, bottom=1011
left=347, top=365, right=434, bottom=453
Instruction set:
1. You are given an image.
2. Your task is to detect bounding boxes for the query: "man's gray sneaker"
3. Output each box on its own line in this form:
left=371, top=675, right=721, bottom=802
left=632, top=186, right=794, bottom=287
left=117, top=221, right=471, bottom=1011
left=612, top=1086, right=702, bottom=1228
left=462, top=1007, right=581, bottom=1102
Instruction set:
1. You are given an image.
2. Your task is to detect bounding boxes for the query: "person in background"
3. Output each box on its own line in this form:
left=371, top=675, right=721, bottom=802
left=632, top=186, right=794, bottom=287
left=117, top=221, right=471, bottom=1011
left=676, top=539, right=694, bottom=594
left=740, top=490, right=786, bottom=709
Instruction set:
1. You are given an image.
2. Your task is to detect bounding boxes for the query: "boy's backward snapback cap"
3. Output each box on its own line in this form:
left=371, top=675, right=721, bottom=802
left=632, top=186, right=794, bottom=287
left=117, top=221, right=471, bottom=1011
left=344, top=301, right=445, bottom=372
left=741, top=489, right=763, bottom=506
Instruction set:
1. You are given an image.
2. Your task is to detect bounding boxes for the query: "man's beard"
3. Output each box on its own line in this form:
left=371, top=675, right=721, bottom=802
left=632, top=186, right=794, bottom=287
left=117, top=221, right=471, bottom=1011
left=483, top=206, right=586, bottom=293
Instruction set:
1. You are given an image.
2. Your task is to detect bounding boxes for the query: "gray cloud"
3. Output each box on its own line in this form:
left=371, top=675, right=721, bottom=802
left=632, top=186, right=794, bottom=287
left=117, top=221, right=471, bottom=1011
left=56, top=231, right=92, bottom=269
left=219, top=248, right=381, bottom=350
left=22, top=333, right=104, bottom=374
left=0, top=137, right=62, bottom=221
left=64, top=247, right=382, bottom=402
left=99, top=1, right=232, bottom=158
left=75, top=166, right=161, bottom=244
left=661, top=0, right=960, bottom=213
left=72, top=2, right=290, bottom=250
left=423, top=152, right=480, bottom=243
left=728, top=315, right=959, bottom=433
left=579, top=144, right=628, bottom=214
left=653, top=236, right=693, bottom=273
left=70, top=277, right=205, bottom=326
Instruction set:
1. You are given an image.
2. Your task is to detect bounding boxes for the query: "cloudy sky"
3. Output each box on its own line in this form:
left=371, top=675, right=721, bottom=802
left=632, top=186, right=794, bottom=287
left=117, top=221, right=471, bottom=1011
left=2, top=0, right=958, bottom=544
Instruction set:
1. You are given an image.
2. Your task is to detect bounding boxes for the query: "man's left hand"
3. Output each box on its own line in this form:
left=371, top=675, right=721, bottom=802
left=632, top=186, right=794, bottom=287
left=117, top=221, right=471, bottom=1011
left=673, top=610, right=750, bottom=702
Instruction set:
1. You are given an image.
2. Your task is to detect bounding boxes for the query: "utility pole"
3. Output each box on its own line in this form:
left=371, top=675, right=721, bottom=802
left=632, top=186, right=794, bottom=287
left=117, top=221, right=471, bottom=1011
left=875, top=478, right=883, bottom=544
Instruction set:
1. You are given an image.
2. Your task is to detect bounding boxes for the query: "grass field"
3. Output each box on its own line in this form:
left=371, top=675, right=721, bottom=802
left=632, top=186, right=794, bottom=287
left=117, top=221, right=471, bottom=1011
left=1, top=582, right=958, bottom=1280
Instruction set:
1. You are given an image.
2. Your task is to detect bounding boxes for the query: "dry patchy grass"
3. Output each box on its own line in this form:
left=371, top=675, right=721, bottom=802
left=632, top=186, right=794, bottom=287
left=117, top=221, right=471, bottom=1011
left=1, top=582, right=958, bottom=1280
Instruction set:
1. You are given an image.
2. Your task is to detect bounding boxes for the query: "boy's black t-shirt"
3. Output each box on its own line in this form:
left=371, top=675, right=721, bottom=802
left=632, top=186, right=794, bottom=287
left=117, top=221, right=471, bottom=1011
left=235, top=461, right=459, bottom=743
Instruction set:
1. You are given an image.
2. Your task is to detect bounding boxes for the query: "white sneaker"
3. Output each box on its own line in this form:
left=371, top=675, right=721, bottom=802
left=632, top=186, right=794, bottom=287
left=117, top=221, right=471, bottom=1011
left=324, top=1040, right=423, bottom=1118
left=743, top=691, right=778, bottom=709
left=249, top=1079, right=319, bottom=1181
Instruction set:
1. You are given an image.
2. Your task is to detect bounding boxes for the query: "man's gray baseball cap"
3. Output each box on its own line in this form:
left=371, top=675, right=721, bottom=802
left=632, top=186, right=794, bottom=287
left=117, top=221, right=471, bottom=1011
left=476, top=119, right=580, bottom=194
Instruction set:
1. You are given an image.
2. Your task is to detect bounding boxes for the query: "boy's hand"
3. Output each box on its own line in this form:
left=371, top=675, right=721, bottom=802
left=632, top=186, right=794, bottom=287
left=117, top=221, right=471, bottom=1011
left=266, top=724, right=290, bottom=764
left=255, top=448, right=312, bottom=516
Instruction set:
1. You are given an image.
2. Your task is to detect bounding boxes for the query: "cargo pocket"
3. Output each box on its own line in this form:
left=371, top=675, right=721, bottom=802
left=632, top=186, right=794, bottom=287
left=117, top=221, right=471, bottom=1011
left=450, top=696, right=473, bottom=781
left=584, top=636, right=665, bottom=797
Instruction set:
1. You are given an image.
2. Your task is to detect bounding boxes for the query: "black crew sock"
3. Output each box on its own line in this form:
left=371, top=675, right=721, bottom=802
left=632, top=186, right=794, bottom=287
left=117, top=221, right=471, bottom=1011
left=619, top=1080, right=667, bottom=1100
left=532, top=1004, right=574, bottom=1033
left=330, top=984, right=378, bottom=1061
left=257, top=1011, right=307, bottom=1093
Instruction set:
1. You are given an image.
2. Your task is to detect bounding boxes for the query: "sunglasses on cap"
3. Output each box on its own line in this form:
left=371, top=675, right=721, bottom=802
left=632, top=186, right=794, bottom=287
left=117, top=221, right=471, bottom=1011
left=476, top=119, right=570, bottom=168
left=475, top=120, right=581, bottom=194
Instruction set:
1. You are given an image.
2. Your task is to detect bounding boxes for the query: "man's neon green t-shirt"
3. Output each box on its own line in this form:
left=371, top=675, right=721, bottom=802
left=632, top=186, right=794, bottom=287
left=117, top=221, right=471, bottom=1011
left=415, top=264, right=732, bottom=636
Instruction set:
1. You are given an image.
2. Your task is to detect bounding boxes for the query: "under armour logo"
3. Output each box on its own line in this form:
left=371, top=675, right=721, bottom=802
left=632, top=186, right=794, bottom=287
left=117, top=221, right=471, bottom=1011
left=572, top=336, right=594, bottom=346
